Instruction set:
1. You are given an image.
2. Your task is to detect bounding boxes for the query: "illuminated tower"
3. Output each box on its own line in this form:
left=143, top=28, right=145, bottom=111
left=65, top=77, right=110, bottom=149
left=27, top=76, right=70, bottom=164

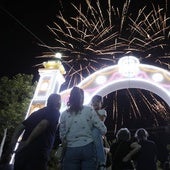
left=25, top=54, right=66, bottom=118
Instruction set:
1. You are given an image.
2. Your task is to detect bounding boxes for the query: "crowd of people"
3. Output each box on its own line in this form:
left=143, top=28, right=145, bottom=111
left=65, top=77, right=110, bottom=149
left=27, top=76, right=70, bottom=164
left=110, top=127, right=157, bottom=170
left=0, top=86, right=167, bottom=170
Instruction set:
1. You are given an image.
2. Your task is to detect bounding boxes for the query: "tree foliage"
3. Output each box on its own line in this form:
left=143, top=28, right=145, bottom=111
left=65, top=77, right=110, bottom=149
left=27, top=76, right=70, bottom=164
left=0, top=74, right=37, bottom=149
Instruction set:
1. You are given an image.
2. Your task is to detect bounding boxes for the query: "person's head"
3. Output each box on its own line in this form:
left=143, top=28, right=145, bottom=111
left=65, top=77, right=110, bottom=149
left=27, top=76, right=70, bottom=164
left=135, top=128, right=149, bottom=141
left=47, top=93, right=61, bottom=110
left=116, top=128, right=131, bottom=142
left=91, top=95, right=103, bottom=110
left=67, top=86, right=84, bottom=113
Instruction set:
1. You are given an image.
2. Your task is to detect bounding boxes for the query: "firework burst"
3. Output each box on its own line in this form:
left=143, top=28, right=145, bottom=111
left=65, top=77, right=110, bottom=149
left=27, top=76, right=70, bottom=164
left=39, top=0, right=169, bottom=87
left=38, top=0, right=170, bottom=132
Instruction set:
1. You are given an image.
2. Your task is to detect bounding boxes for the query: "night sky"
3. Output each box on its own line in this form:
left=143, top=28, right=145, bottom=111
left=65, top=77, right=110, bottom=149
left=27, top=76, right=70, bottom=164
left=0, top=0, right=58, bottom=78
left=0, top=0, right=168, bottom=79
left=0, top=0, right=170, bottom=162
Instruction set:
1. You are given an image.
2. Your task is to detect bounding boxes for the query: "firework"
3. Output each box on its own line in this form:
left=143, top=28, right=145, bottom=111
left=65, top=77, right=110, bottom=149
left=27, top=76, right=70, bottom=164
left=38, top=0, right=170, bottom=133
left=39, top=0, right=169, bottom=86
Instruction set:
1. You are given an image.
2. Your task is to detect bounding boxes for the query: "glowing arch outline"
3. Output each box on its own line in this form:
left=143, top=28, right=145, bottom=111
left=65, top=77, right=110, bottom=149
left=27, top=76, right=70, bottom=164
left=60, top=63, right=170, bottom=112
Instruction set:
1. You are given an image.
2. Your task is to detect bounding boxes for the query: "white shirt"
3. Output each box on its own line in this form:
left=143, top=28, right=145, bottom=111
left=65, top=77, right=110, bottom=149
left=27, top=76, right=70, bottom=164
left=59, top=105, right=107, bottom=147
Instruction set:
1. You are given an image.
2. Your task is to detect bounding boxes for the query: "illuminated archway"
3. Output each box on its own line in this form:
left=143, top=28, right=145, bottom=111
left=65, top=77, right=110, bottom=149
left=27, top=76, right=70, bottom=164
left=60, top=56, right=170, bottom=111
left=25, top=56, right=170, bottom=115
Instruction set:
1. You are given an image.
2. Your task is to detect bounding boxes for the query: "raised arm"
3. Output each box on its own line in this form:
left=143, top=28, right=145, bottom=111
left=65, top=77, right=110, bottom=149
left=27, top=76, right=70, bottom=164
left=122, top=142, right=141, bottom=162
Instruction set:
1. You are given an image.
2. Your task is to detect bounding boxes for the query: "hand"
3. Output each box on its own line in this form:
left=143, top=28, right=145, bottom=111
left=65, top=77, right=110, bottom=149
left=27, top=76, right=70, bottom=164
left=122, top=155, right=130, bottom=162
left=131, top=142, right=140, bottom=148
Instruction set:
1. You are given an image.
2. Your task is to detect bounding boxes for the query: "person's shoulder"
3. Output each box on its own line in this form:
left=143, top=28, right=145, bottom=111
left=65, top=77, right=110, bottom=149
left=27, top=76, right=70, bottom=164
left=33, top=107, right=46, bottom=114
left=25, top=107, right=45, bottom=120
left=60, top=109, right=70, bottom=118
left=81, top=105, right=95, bottom=115
left=83, top=105, right=93, bottom=111
left=35, top=107, right=50, bottom=117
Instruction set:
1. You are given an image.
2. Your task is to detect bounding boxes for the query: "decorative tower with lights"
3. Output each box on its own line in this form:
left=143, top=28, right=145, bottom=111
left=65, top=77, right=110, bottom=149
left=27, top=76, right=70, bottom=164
left=25, top=53, right=66, bottom=118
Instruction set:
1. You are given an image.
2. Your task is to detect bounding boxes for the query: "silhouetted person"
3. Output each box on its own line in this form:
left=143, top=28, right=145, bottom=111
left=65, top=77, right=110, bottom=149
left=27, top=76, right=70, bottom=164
left=134, top=128, right=157, bottom=170
left=110, top=128, right=141, bottom=170
left=9, top=93, right=61, bottom=170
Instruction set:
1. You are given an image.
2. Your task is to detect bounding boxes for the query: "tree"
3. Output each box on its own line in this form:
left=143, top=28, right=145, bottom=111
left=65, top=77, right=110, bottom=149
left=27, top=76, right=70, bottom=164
left=0, top=74, right=37, bottom=157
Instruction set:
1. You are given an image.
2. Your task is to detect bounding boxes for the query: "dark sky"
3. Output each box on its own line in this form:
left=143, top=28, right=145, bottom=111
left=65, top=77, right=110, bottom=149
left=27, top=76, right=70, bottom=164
left=0, top=0, right=58, bottom=79
left=0, top=0, right=168, bottom=80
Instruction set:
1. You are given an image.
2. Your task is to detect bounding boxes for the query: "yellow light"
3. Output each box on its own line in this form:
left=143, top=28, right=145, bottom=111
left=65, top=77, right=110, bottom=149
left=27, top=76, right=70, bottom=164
left=43, top=60, right=66, bottom=74
left=43, top=61, right=60, bottom=69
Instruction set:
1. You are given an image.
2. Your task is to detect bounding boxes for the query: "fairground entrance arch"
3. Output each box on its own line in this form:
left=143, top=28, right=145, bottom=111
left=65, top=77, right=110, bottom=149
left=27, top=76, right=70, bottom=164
left=26, top=56, right=170, bottom=116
